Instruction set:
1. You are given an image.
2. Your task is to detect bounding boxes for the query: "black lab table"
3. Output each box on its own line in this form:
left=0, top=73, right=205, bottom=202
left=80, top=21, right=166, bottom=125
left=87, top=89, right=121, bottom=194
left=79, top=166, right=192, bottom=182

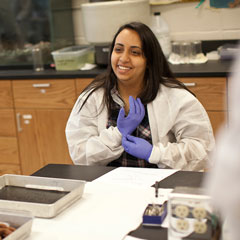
left=33, top=164, right=205, bottom=240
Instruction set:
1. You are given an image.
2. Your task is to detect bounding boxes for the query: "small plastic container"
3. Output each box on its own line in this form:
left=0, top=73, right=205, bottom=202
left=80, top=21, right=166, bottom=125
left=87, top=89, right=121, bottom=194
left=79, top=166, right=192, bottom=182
left=218, top=44, right=240, bottom=60
left=168, top=187, right=218, bottom=240
left=142, top=202, right=168, bottom=227
left=191, top=40, right=203, bottom=58
left=51, top=45, right=94, bottom=71
left=32, top=47, right=44, bottom=72
left=180, top=41, right=192, bottom=64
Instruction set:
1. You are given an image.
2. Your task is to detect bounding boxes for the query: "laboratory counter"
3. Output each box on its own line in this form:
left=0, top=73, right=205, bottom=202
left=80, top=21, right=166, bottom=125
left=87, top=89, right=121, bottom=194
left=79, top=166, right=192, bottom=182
left=0, top=59, right=233, bottom=80
left=0, top=58, right=230, bottom=177
left=33, top=164, right=205, bottom=240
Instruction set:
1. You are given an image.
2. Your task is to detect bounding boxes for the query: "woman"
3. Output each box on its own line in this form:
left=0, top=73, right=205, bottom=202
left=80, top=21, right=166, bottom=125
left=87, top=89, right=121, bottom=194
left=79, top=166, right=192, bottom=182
left=65, top=22, right=215, bottom=170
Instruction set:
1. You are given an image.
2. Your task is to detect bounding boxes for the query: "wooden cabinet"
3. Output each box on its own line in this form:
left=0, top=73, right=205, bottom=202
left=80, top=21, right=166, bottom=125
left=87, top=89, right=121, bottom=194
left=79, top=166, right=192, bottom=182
left=0, top=81, right=13, bottom=108
left=76, top=78, right=94, bottom=96
left=13, top=79, right=76, bottom=109
left=0, top=76, right=228, bottom=175
left=12, top=79, right=76, bottom=175
left=179, top=77, right=227, bottom=136
left=15, top=109, right=72, bottom=175
left=0, top=81, right=21, bottom=175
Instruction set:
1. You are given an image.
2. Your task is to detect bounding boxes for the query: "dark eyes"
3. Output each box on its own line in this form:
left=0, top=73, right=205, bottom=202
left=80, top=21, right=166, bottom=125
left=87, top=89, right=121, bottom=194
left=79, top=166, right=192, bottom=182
left=113, top=46, right=142, bottom=56
left=131, top=50, right=141, bottom=56
left=113, top=46, right=123, bottom=53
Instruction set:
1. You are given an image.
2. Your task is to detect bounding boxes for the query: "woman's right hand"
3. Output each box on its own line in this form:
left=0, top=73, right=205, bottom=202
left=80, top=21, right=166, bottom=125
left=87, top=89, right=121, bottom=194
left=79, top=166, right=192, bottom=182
left=117, top=96, right=145, bottom=137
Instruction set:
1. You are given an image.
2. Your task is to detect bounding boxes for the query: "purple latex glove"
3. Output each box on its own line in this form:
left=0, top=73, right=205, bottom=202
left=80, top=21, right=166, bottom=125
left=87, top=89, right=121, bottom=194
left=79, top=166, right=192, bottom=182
left=122, top=135, right=153, bottom=161
left=117, top=96, right=145, bottom=137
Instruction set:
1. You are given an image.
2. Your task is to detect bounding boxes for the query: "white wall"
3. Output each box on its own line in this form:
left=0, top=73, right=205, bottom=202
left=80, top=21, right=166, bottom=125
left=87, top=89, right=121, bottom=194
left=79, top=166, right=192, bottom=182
left=72, top=0, right=240, bottom=45
left=152, top=0, right=240, bottom=41
left=72, top=0, right=89, bottom=44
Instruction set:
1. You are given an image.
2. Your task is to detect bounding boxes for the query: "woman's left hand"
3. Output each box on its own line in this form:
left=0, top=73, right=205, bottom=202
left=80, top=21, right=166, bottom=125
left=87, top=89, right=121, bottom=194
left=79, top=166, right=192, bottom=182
left=117, top=96, right=145, bottom=137
left=122, top=135, right=153, bottom=161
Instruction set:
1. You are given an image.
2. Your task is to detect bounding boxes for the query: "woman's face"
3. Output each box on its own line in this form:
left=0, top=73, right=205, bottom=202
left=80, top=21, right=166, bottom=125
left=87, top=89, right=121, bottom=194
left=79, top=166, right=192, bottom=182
left=111, top=28, right=147, bottom=87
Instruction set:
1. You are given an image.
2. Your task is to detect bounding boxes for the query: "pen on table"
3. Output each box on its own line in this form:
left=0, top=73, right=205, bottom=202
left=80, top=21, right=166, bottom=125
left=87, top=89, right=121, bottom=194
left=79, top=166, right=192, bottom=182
left=153, top=181, right=158, bottom=209
left=155, top=181, right=158, bottom=198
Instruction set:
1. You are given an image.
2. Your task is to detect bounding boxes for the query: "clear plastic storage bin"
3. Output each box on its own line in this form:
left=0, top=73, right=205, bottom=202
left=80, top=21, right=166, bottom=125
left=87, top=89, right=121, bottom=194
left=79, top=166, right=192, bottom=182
left=51, top=45, right=94, bottom=71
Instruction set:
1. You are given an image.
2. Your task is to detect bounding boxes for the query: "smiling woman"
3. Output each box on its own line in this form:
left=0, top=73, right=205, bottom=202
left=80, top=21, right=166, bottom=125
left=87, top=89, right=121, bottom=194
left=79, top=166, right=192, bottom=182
left=111, top=28, right=147, bottom=111
left=65, top=22, right=215, bottom=171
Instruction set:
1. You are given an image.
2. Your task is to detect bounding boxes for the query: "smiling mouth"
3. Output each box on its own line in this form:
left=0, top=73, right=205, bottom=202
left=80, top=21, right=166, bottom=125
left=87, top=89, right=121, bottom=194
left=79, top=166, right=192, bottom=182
left=118, top=65, right=132, bottom=70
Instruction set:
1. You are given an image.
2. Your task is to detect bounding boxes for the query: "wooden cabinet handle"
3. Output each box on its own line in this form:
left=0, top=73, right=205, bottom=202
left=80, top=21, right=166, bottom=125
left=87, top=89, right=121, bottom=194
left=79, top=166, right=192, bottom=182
left=183, top=83, right=196, bottom=87
left=16, top=113, right=22, bottom=132
left=32, top=83, right=51, bottom=88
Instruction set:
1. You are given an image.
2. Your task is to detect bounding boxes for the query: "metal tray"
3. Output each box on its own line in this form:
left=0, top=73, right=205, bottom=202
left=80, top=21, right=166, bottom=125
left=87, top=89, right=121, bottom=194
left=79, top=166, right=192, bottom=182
left=0, top=174, right=86, bottom=218
left=0, top=209, right=33, bottom=240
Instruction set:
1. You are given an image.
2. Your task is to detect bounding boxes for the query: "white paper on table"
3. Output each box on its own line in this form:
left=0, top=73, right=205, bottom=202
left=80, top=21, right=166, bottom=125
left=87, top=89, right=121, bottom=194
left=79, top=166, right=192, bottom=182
left=26, top=182, right=172, bottom=240
left=123, top=235, right=147, bottom=240
left=93, top=167, right=178, bottom=188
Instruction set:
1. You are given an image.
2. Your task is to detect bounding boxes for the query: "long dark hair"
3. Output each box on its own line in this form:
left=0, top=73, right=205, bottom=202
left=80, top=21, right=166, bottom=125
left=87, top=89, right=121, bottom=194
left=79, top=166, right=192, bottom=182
left=79, top=22, right=192, bottom=114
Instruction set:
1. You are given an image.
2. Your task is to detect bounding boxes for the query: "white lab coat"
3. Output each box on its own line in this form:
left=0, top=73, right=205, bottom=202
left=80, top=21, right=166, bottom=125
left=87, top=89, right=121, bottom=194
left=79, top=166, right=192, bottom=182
left=65, top=84, right=215, bottom=170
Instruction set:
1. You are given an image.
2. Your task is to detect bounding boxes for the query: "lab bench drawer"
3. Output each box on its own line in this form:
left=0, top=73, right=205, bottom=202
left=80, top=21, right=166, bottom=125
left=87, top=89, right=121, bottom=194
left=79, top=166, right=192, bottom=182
left=12, top=79, right=76, bottom=109
left=179, top=77, right=227, bottom=111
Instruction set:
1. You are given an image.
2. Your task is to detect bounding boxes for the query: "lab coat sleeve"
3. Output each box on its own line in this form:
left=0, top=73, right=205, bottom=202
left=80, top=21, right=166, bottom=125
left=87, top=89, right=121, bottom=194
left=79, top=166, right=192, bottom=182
left=65, top=91, right=124, bottom=165
left=148, top=87, right=215, bottom=171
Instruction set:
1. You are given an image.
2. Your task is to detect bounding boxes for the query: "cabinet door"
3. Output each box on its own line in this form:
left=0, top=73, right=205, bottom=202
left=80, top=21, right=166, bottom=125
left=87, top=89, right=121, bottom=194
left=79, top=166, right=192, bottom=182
left=179, top=77, right=227, bottom=111
left=76, top=78, right=94, bottom=96
left=0, top=137, right=19, bottom=163
left=0, top=109, right=16, bottom=137
left=207, top=111, right=227, bottom=135
left=0, top=81, right=21, bottom=175
left=16, top=109, right=73, bottom=175
left=0, top=110, right=19, bottom=165
left=0, top=81, right=13, bottom=108
left=0, top=164, right=21, bottom=175
left=13, top=79, right=76, bottom=175
left=179, top=77, right=227, bottom=136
